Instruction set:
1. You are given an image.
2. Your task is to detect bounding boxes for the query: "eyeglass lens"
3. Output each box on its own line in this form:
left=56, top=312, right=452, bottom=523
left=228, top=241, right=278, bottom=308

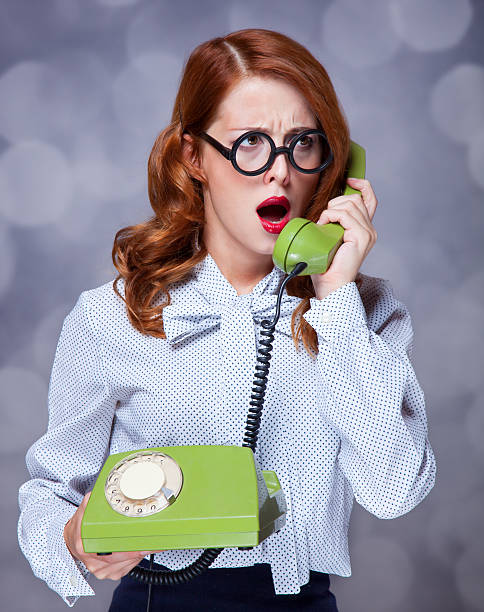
left=235, top=131, right=330, bottom=173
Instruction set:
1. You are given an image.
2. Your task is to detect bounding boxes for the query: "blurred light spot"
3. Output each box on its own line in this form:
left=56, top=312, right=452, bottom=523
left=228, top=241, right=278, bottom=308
left=455, top=541, right=484, bottom=611
left=73, top=156, right=140, bottom=202
left=430, top=64, right=484, bottom=145
left=404, top=243, right=455, bottom=298
left=93, top=261, right=117, bottom=286
left=426, top=493, right=484, bottom=578
left=347, top=104, right=412, bottom=169
left=465, top=395, right=484, bottom=466
left=0, top=563, right=51, bottom=609
left=0, top=0, right=81, bottom=56
left=0, top=223, right=15, bottom=299
left=0, top=54, right=110, bottom=146
left=0, top=61, right=57, bottom=143
left=389, top=0, right=472, bottom=51
left=0, top=141, right=74, bottom=227
left=361, top=242, right=412, bottom=298
left=417, top=289, right=484, bottom=399
left=112, top=52, right=182, bottom=139
left=71, top=113, right=148, bottom=202
left=340, top=536, right=413, bottom=611
left=97, top=0, right=139, bottom=6
left=54, top=189, right=105, bottom=244
left=428, top=420, right=482, bottom=506
left=228, top=1, right=322, bottom=47
left=425, top=504, right=461, bottom=570
left=322, top=0, right=401, bottom=68
left=455, top=495, right=484, bottom=552
left=52, top=0, right=81, bottom=23
left=125, top=3, right=228, bottom=59
left=0, top=367, right=48, bottom=455
left=458, top=271, right=484, bottom=311
left=54, top=183, right=149, bottom=264
left=468, top=127, right=484, bottom=190
left=48, top=50, right=110, bottom=127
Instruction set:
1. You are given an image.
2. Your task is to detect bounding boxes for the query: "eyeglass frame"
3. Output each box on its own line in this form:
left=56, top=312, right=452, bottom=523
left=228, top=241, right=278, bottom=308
left=196, top=129, right=334, bottom=176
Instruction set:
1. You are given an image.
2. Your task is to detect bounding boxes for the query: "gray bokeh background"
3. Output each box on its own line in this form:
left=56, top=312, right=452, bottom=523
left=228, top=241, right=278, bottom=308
left=1, top=0, right=483, bottom=610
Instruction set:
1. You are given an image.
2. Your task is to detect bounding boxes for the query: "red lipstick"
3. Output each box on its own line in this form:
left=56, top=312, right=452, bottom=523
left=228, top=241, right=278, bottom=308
left=256, top=196, right=290, bottom=234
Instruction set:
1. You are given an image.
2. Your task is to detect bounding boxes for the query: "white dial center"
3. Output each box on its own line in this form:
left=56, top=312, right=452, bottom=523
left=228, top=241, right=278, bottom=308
left=119, top=461, right=166, bottom=500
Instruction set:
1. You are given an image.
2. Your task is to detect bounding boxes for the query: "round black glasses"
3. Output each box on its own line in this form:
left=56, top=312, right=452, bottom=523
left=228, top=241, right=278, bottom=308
left=198, top=129, right=333, bottom=176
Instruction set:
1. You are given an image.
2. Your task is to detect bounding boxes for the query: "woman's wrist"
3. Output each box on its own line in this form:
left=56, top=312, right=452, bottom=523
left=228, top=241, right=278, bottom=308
left=63, top=518, right=77, bottom=559
left=313, top=278, right=354, bottom=300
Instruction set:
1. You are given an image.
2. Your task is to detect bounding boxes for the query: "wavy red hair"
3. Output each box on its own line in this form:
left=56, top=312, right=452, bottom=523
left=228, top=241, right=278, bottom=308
left=112, top=28, right=352, bottom=357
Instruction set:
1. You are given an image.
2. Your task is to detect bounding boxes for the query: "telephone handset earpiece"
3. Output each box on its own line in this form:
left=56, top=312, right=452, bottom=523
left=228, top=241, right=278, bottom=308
left=272, top=141, right=366, bottom=275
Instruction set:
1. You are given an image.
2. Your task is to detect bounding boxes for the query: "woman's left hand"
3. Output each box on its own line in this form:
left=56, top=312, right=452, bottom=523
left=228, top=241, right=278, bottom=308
left=311, top=177, right=378, bottom=300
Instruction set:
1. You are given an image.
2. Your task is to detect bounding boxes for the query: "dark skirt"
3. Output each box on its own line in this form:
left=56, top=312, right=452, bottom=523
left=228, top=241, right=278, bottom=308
left=109, top=559, right=339, bottom=611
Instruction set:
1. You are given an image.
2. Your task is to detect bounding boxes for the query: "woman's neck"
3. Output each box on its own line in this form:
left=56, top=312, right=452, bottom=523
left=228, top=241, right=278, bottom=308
left=206, top=247, right=274, bottom=296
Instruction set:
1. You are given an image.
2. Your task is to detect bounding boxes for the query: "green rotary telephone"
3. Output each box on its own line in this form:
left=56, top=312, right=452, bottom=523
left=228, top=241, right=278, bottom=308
left=81, top=140, right=365, bottom=577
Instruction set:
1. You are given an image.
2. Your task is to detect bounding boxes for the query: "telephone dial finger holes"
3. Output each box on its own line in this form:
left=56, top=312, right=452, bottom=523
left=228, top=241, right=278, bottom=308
left=104, top=451, right=183, bottom=517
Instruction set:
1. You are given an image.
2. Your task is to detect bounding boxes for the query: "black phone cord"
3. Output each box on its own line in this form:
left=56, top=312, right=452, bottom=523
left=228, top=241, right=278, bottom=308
left=129, top=262, right=307, bottom=598
left=241, top=262, right=307, bottom=452
left=132, top=547, right=223, bottom=587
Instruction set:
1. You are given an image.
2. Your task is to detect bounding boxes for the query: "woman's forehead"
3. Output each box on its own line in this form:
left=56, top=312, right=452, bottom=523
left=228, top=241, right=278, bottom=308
left=213, top=76, right=316, bottom=129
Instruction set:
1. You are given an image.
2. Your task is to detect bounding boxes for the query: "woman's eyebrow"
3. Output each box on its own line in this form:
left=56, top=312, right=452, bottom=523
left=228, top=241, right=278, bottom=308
left=227, top=126, right=314, bottom=133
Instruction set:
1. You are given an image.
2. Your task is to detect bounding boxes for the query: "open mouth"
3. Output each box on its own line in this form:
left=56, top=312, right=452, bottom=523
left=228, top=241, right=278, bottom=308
left=256, top=203, right=289, bottom=222
left=256, top=196, right=290, bottom=233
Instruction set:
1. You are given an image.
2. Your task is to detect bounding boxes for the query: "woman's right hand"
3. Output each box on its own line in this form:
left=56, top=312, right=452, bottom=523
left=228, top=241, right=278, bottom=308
left=63, top=491, right=162, bottom=581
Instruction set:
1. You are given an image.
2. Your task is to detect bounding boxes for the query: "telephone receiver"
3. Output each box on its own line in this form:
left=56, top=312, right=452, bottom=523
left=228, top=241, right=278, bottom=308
left=272, top=140, right=366, bottom=275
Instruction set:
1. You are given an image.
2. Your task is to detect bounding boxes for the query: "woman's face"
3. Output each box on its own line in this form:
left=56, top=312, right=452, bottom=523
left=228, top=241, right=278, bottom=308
left=191, top=76, right=321, bottom=267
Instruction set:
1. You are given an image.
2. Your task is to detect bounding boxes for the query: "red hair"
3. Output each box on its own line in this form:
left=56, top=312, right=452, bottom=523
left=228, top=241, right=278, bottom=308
left=112, top=28, right=351, bottom=357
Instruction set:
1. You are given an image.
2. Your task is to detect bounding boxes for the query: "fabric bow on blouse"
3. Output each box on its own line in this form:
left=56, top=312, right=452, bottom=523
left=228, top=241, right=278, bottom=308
left=162, top=291, right=303, bottom=345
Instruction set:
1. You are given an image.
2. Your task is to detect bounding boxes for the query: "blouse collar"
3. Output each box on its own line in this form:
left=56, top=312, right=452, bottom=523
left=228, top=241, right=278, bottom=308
left=189, top=251, right=288, bottom=307
left=151, top=252, right=303, bottom=344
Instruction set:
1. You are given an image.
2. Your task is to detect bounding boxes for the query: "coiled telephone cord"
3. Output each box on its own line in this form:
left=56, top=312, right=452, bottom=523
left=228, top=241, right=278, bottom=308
left=241, top=261, right=307, bottom=452
left=129, top=262, right=307, bottom=609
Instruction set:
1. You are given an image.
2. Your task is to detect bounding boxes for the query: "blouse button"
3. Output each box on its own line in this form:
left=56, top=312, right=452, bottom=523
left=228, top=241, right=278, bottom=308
left=68, top=573, right=78, bottom=588
left=321, top=311, right=333, bottom=324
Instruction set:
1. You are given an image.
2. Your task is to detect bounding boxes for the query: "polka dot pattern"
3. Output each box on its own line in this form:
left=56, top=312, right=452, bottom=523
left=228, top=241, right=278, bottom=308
left=17, top=253, right=435, bottom=606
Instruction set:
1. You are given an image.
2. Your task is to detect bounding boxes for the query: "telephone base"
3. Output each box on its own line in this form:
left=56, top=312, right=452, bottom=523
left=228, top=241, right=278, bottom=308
left=81, top=445, right=286, bottom=554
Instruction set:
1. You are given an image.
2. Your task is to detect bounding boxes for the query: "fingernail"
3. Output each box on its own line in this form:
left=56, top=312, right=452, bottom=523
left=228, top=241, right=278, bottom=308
left=347, top=177, right=362, bottom=181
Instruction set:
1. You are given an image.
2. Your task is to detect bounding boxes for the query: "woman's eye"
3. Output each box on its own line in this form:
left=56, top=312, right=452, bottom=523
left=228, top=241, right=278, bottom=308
left=241, top=134, right=260, bottom=146
left=296, top=135, right=312, bottom=147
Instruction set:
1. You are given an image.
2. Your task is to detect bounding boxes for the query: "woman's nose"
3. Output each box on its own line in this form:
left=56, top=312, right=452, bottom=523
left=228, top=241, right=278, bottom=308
left=263, top=150, right=290, bottom=185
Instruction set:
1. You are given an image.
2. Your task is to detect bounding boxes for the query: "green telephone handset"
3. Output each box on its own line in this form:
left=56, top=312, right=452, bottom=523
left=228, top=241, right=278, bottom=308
left=272, top=140, right=366, bottom=274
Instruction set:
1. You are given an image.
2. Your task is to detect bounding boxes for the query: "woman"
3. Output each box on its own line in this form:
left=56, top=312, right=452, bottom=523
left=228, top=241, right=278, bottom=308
left=18, top=29, right=435, bottom=610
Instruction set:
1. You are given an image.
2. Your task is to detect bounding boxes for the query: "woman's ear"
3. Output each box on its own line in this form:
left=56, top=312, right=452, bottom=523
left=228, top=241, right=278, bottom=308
left=182, top=133, right=207, bottom=184
left=182, top=133, right=199, bottom=167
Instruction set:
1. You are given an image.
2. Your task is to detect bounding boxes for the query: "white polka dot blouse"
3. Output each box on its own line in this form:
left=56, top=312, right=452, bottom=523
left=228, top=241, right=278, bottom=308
left=18, top=252, right=436, bottom=607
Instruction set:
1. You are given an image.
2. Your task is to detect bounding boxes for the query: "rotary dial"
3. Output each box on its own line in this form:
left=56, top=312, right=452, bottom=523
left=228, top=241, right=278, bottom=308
left=104, top=451, right=183, bottom=517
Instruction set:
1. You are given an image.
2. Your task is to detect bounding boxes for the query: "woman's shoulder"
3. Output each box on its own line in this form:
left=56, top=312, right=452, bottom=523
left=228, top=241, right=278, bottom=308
left=78, top=277, right=125, bottom=306
left=69, top=278, right=128, bottom=331
left=356, top=271, right=394, bottom=302
left=356, top=271, right=410, bottom=328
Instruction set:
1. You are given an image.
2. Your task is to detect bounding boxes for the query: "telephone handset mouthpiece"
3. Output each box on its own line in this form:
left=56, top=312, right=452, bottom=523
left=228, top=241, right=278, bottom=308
left=272, top=141, right=366, bottom=275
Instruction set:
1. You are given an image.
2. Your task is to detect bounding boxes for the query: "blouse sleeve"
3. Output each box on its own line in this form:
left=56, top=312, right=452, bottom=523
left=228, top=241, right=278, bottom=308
left=17, top=291, right=117, bottom=607
left=302, top=276, right=436, bottom=519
